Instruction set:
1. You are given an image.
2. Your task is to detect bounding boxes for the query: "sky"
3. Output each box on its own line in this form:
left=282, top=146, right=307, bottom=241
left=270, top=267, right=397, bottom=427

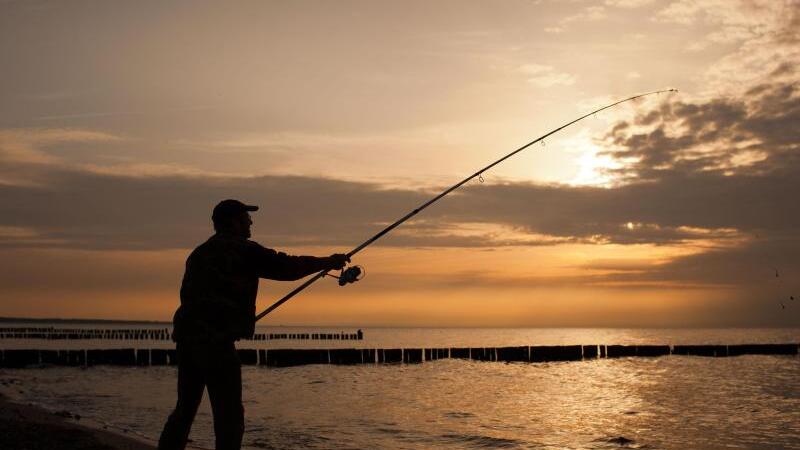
left=0, top=0, right=798, bottom=327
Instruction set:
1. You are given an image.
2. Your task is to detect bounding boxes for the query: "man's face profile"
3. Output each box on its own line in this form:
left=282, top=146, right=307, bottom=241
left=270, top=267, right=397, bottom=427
left=230, top=212, right=253, bottom=239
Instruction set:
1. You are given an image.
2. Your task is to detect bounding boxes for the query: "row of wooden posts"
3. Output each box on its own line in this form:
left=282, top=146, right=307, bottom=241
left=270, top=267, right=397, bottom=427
left=0, top=329, right=363, bottom=342
left=0, top=343, right=797, bottom=368
left=0, top=328, right=171, bottom=341
left=247, top=331, right=364, bottom=341
left=0, top=327, right=170, bottom=333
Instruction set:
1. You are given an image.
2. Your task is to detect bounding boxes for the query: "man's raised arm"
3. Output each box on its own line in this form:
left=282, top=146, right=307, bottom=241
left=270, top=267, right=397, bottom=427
left=249, top=242, right=348, bottom=281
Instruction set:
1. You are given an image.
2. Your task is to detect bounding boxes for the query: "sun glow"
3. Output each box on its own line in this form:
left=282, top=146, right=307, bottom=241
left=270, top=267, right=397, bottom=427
left=565, top=131, right=622, bottom=187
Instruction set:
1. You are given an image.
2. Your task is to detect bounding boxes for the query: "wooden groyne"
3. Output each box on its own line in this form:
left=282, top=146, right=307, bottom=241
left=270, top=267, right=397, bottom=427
left=246, top=331, right=364, bottom=341
left=0, top=343, right=797, bottom=368
left=0, top=327, right=172, bottom=341
left=0, top=328, right=364, bottom=342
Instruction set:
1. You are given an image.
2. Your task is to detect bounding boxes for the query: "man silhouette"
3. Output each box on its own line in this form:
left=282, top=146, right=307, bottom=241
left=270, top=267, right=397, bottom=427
left=158, top=199, right=349, bottom=450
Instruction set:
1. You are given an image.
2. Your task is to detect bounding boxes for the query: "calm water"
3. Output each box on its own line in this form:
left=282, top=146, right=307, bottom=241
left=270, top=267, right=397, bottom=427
left=2, top=327, right=799, bottom=450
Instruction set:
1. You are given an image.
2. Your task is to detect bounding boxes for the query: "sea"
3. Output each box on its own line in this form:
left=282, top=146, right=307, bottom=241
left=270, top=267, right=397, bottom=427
left=1, top=324, right=799, bottom=450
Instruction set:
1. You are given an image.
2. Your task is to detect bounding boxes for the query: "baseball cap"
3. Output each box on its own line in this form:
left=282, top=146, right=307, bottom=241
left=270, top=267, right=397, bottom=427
left=212, top=199, right=259, bottom=224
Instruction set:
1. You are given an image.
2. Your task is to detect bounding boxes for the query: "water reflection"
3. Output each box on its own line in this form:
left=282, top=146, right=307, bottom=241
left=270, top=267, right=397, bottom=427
left=1, top=328, right=799, bottom=449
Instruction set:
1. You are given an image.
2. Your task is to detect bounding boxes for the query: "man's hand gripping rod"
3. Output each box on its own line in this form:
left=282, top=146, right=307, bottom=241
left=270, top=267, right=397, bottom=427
left=255, top=88, right=678, bottom=322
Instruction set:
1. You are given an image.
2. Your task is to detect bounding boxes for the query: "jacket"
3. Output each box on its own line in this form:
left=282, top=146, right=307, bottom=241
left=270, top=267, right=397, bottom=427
left=172, top=232, right=330, bottom=342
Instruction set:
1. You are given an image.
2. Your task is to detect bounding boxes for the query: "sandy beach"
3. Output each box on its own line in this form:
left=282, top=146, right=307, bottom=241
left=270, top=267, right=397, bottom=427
left=0, top=392, right=156, bottom=450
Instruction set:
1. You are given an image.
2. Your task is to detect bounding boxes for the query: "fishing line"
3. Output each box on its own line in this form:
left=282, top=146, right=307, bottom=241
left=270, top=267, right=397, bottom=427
left=256, top=88, right=678, bottom=321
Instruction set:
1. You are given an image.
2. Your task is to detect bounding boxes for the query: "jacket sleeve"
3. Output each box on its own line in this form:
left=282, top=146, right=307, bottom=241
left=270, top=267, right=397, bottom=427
left=248, top=242, right=331, bottom=281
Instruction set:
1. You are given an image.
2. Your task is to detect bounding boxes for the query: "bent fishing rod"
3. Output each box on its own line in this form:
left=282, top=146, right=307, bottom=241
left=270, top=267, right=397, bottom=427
left=255, top=88, right=677, bottom=322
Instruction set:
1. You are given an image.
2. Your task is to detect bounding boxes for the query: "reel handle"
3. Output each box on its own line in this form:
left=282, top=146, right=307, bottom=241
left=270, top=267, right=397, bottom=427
left=328, top=265, right=365, bottom=286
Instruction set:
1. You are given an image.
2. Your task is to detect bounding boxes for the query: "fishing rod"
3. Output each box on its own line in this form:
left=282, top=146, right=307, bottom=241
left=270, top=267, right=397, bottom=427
left=255, top=88, right=678, bottom=322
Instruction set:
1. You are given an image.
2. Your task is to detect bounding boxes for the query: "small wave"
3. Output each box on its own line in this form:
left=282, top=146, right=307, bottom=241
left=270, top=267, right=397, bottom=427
left=607, top=436, right=634, bottom=446
left=249, top=439, right=281, bottom=450
left=480, top=423, right=525, bottom=432
left=439, top=432, right=524, bottom=448
left=444, top=411, right=476, bottom=419
left=592, top=435, right=647, bottom=448
left=249, top=430, right=331, bottom=449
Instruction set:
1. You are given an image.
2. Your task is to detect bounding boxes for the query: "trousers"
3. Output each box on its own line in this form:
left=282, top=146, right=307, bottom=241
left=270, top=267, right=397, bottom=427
left=158, top=341, right=244, bottom=450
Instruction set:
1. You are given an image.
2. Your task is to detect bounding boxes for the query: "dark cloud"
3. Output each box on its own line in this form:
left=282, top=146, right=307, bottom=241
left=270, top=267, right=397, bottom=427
left=602, top=79, right=799, bottom=180
left=0, top=166, right=422, bottom=250
left=1, top=162, right=788, bottom=252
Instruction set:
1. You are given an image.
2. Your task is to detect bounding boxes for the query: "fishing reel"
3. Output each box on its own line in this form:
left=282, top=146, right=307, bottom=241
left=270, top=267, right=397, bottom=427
left=326, top=265, right=366, bottom=286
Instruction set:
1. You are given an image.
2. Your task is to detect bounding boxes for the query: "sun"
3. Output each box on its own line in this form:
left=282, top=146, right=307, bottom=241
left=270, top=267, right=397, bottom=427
left=570, top=142, right=622, bottom=187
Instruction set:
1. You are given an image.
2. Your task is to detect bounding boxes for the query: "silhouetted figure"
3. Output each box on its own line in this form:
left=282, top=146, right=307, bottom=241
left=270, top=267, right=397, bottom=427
left=158, top=199, right=348, bottom=450
left=357, top=329, right=363, bottom=340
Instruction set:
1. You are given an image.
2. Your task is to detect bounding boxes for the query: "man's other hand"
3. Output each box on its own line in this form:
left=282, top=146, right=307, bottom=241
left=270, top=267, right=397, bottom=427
left=328, top=253, right=350, bottom=270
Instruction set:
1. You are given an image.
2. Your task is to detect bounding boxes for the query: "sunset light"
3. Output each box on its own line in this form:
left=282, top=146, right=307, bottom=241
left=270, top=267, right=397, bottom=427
left=0, top=0, right=797, bottom=328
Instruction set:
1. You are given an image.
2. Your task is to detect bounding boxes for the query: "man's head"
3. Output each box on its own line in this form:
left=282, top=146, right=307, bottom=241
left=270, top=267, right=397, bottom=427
left=212, top=199, right=258, bottom=238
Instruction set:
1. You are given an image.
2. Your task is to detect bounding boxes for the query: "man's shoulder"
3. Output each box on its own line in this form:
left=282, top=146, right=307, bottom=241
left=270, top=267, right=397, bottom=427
left=245, top=239, right=273, bottom=250
left=203, top=233, right=252, bottom=246
left=189, top=234, right=279, bottom=260
left=189, top=234, right=248, bottom=256
left=244, top=240, right=281, bottom=257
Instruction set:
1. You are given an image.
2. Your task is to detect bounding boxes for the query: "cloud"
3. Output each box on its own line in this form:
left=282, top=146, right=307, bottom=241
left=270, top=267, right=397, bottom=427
left=656, top=0, right=704, bottom=25
left=544, top=5, right=607, bottom=33
left=657, top=0, right=798, bottom=73
left=626, top=71, right=642, bottom=80
left=0, top=128, right=122, bottom=165
left=601, top=78, right=799, bottom=181
left=702, top=8, right=800, bottom=97
left=0, top=163, right=735, bottom=250
left=520, top=64, right=577, bottom=88
left=567, top=5, right=608, bottom=22
left=34, top=105, right=217, bottom=122
left=657, top=0, right=780, bottom=31
left=605, top=0, right=656, bottom=7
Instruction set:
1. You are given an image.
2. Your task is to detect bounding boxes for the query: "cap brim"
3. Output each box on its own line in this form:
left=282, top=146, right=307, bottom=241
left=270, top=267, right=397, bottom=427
left=244, top=205, right=259, bottom=212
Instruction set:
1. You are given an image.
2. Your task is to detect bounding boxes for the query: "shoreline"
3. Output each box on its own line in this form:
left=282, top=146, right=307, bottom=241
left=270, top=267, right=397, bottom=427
left=0, top=391, right=158, bottom=450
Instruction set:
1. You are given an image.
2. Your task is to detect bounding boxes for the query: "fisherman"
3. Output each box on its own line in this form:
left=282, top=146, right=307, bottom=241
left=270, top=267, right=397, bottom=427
left=158, top=199, right=349, bottom=450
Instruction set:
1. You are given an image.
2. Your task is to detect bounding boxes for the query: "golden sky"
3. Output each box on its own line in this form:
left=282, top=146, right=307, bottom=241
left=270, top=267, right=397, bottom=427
left=0, top=0, right=798, bottom=326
